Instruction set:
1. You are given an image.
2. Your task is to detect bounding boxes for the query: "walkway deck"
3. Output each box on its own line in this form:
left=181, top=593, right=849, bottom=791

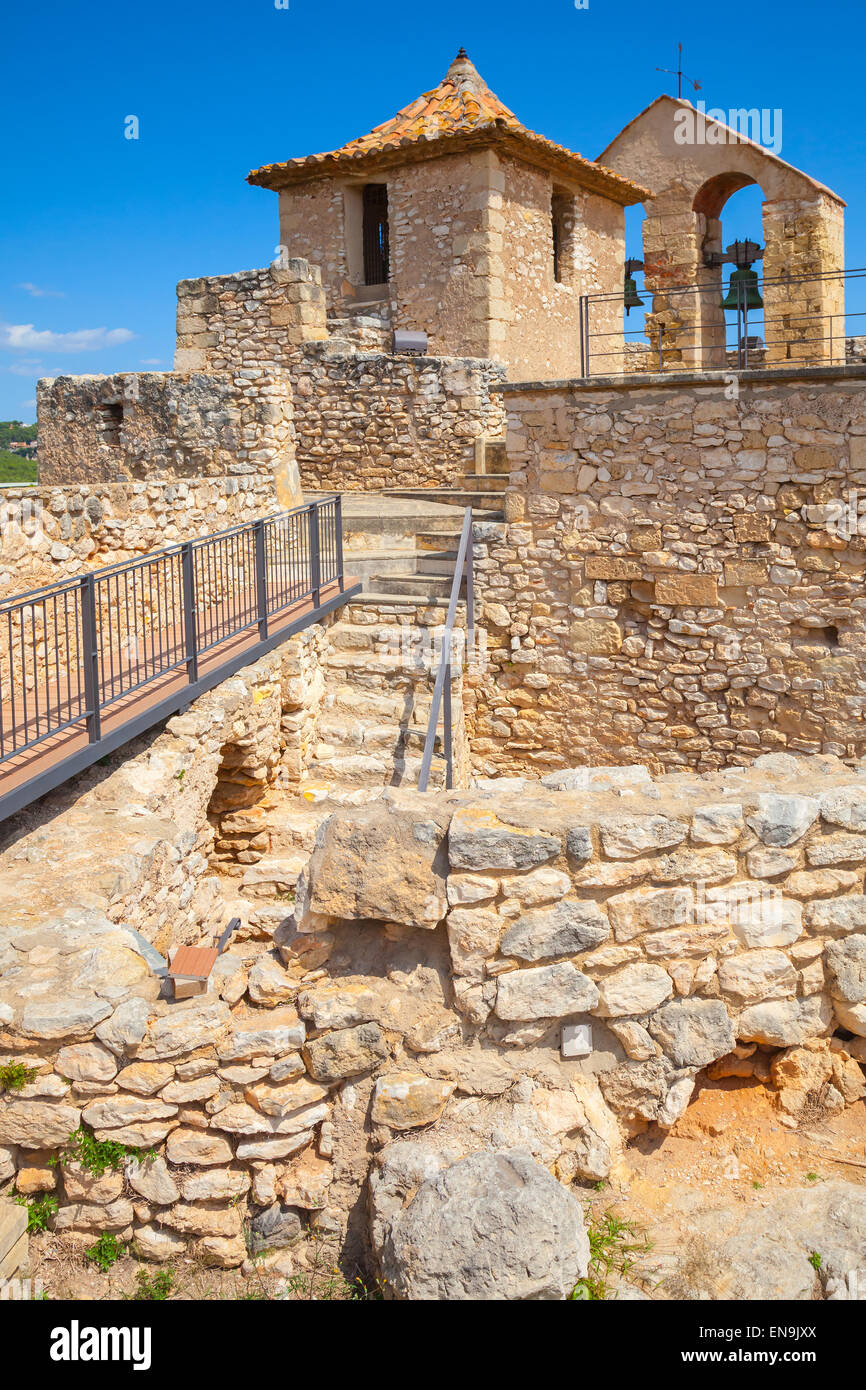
left=0, top=567, right=359, bottom=826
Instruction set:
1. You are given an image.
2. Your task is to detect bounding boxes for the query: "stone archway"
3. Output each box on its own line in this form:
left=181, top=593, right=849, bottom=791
left=599, top=97, right=846, bottom=369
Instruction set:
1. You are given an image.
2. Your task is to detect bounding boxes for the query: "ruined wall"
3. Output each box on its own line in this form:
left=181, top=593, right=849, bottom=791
left=468, top=368, right=866, bottom=776
left=497, top=155, right=624, bottom=382
left=0, top=476, right=281, bottom=598
left=36, top=369, right=300, bottom=509
left=291, top=343, right=506, bottom=490
left=174, top=261, right=328, bottom=373
left=3, top=753, right=865, bottom=1273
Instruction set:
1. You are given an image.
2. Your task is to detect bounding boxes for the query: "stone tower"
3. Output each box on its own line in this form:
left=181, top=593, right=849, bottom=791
left=248, top=49, right=647, bottom=380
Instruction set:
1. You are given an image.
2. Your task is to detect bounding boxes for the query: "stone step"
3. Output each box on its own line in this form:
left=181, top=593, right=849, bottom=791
left=458, top=473, right=508, bottom=493
left=313, top=717, right=441, bottom=756
left=415, top=549, right=460, bottom=576
left=345, top=590, right=463, bottom=613
left=304, top=748, right=446, bottom=789
left=324, top=648, right=439, bottom=680
left=366, top=572, right=456, bottom=598
left=342, top=547, right=460, bottom=583
left=415, top=529, right=463, bottom=551
left=384, top=488, right=504, bottom=514
left=344, top=549, right=427, bottom=581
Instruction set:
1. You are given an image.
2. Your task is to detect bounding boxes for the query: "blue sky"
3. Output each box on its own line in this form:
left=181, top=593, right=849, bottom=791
left=2, top=0, right=864, bottom=421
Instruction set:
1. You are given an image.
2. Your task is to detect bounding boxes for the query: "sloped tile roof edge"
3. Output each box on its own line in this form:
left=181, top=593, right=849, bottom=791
left=247, top=50, right=650, bottom=206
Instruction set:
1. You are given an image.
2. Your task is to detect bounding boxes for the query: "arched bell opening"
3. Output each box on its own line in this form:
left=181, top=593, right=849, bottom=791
left=692, top=177, right=766, bottom=369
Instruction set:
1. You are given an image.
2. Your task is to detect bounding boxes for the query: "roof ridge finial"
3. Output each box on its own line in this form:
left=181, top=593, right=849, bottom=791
left=447, top=46, right=483, bottom=85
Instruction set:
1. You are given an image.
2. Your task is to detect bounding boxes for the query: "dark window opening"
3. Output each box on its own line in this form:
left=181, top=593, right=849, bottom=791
left=552, top=190, right=572, bottom=285
left=362, top=183, right=390, bottom=286
left=96, top=401, right=123, bottom=447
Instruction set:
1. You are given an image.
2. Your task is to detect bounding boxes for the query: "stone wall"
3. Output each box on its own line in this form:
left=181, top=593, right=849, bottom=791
left=291, top=343, right=506, bottom=491
left=174, top=261, right=328, bottom=374
left=469, top=367, right=866, bottom=776
left=3, top=752, right=865, bottom=1275
left=498, top=154, right=623, bottom=382
left=36, top=369, right=301, bottom=508
left=0, top=476, right=280, bottom=599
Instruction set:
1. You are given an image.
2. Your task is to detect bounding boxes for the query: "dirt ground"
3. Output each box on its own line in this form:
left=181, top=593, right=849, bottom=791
left=25, top=1229, right=381, bottom=1302
left=20, top=1074, right=866, bottom=1301
left=584, top=1074, right=866, bottom=1296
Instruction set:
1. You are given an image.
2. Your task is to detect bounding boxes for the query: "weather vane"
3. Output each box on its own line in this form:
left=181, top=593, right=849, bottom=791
left=656, top=42, right=702, bottom=99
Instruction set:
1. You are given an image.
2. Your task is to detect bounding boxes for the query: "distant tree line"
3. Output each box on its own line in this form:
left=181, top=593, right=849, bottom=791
left=0, top=420, right=37, bottom=450
left=0, top=422, right=38, bottom=483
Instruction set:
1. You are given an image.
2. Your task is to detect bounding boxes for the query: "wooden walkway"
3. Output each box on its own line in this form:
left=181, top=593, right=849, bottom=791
left=0, top=574, right=359, bottom=825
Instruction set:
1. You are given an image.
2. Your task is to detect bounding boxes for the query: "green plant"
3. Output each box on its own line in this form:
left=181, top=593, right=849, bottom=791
left=129, top=1268, right=174, bottom=1301
left=60, top=1126, right=154, bottom=1177
left=0, top=1062, right=39, bottom=1093
left=752, top=1180, right=763, bottom=1190
left=570, top=1209, right=653, bottom=1301
left=85, top=1232, right=125, bottom=1272
left=809, top=1251, right=822, bottom=1271
left=14, top=1192, right=58, bottom=1233
left=805, top=1171, right=820, bottom=1183
left=175, top=768, right=185, bottom=782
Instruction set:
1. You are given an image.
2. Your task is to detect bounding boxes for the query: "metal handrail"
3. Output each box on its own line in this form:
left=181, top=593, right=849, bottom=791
left=577, top=265, right=866, bottom=377
left=417, top=507, right=474, bottom=793
left=0, top=494, right=345, bottom=769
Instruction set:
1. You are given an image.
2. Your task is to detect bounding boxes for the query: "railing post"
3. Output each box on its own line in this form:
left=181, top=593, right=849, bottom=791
left=578, top=294, right=587, bottom=377
left=658, top=324, right=663, bottom=373
left=335, top=494, right=345, bottom=593
left=443, top=645, right=453, bottom=791
left=80, top=572, right=101, bottom=743
left=308, top=502, right=321, bottom=608
left=254, top=517, right=268, bottom=640
left=465, top=515, right=475, bottom=672
left=181, top=541, right=198, bottom=684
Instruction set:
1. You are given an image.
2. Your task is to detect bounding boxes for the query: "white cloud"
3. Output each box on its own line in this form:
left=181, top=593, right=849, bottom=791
left=17, top=282, right=65, bottom=299
left=140, top=357, right=163, bottom=365
left=6, top=359, right=42, bottom=376
left=0, top=323, right=136, bottom=352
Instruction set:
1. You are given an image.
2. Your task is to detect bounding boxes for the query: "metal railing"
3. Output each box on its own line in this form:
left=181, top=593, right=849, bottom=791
left=577, top=266, right=866, bottom=377
left=0, top=495, right=351, bottom=818
left=417, top=507, right=474, bottom=793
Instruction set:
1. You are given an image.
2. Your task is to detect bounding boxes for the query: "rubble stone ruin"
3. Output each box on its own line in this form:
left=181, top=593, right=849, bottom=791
left=3, top=49, right=866, bottom=1302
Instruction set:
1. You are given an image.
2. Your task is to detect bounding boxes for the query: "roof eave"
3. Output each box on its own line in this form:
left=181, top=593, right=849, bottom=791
left=248, top=127, right=649, bottom=204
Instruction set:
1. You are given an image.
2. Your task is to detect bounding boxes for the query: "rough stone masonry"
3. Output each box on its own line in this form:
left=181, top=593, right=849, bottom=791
left=3, top=729, right=866, bottom=1286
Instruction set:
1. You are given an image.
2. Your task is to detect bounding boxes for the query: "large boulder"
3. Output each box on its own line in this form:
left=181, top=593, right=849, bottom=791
left=375, top=1148, right=590, bottom=1300
left=300, top=801, right=450, bottom=929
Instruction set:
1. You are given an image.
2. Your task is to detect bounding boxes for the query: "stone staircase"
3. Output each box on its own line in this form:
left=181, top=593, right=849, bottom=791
left=211, top=595, right=464, bottom=914
left=212, top=481, right=502, bottom=909
left=306, top=602, right=457, bottom=791
left=324, top=467, right=507, bottom=603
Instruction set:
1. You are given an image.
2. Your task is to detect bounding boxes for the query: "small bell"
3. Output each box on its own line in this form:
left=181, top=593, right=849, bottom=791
left=721, top=266, right=763, bottom=311
left=624, top=274, right=643, bottom=314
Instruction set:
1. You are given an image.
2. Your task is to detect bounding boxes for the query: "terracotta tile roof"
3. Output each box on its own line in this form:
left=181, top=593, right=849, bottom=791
left=248, top=50, right=648, bottom=205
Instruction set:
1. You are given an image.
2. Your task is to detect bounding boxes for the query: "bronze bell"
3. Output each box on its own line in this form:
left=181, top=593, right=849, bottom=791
left=624, top=274, right=643, bottom=314
left=721, top=266, right=763, bottom=311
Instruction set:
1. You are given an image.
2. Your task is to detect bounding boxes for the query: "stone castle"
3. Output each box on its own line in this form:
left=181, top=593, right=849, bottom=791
left=2, top=50, right=866, bottom=1300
